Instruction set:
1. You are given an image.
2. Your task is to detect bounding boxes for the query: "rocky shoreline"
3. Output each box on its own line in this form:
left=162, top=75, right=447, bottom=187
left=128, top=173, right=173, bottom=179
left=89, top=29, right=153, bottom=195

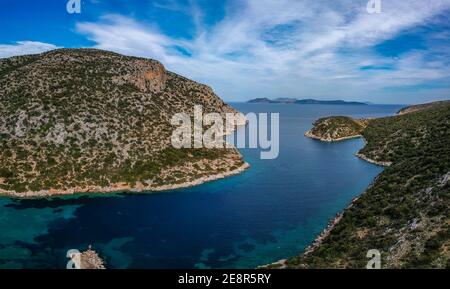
left=0, top=162, right=250, bottom=199
left=303, top=127, right=392, bottom=253
left=261, top=193, right=364, bottom=269
left=301, top=196, right=360, bottom=256
left=355, top=153, right=392, bottom=167
left=304, top=130, right=362, bottom=142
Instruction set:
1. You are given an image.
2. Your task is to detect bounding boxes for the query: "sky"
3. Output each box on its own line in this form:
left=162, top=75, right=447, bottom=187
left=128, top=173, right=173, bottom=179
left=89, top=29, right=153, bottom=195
left=1, top=0, right=450, bottom=104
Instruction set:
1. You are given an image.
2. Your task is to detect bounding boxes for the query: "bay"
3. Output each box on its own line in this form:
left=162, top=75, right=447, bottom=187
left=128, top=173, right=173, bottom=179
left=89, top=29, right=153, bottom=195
left=0, top=103, right=402, bottom=269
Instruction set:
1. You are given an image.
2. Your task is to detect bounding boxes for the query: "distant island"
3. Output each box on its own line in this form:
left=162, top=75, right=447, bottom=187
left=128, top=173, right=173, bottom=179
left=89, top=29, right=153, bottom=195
left=247, top=97, right=368, bottom=105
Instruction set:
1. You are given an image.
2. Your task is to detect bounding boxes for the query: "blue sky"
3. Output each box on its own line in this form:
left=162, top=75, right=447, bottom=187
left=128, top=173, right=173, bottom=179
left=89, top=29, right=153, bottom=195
left=1, top=0, right=450, bottom=104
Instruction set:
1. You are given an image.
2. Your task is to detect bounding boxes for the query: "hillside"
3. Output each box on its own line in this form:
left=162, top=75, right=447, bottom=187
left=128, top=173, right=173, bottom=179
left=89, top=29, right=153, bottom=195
left=397, top=100, right=450, bottom=115
left=285, top=102, right=450, bottom=268
left=305, top=116, right=369, bottom=142
left=0, top=49, right=248, bottom=197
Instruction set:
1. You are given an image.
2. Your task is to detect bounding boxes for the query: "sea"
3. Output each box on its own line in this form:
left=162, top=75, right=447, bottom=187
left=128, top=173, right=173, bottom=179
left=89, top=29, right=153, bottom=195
left=0, top=103, right=403, bottom=269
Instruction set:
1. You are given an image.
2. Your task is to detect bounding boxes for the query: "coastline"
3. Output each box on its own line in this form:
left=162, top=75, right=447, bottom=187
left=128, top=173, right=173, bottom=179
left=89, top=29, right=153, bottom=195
left=0, top=117, right=249, bottom=199
left=300, top=195, right=360, bottom=256
left=260, top=195, right=362, bottom=269
left=305, top=130, right=392, bottom=166
left=0, top=162, right=250, bottom=199
left=355, top=153, right=392, bottom=167
left=304, top=130, right=362, bottom=142
left=260, top=129, right=392, bottom=268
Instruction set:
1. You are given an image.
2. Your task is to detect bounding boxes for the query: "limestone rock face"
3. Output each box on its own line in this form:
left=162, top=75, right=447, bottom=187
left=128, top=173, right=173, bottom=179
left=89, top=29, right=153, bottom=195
left=121, top=59, right=167, bottom=93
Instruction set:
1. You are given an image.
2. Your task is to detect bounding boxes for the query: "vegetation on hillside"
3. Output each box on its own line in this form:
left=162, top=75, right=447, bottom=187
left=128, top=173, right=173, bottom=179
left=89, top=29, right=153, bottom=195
left=305, top=116, right=369, bottom=141
left=287, top=103, right=450, bottom=268
left=0, top=49, right=245, bottom=195
left=397, top=100, right=450, bottom=115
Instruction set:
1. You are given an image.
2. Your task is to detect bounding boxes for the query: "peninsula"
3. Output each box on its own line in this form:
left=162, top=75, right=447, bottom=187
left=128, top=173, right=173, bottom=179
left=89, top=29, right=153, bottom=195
left=0, top=49, right=248, bottom=198
left=304, top=116, right=370, bottom=142
left=278, top=100, right=449, bottom=268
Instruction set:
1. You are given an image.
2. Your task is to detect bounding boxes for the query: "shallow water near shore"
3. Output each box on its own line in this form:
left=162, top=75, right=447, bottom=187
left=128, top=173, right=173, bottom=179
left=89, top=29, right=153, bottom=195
left=0, top=103, right=402, bottom=268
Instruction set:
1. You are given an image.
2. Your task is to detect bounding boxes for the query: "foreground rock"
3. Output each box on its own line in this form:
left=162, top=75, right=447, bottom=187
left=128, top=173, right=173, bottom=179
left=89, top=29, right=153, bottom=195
left=397, top=100, right=450, bottom=115
left=79, top=246, right=105, bottom=269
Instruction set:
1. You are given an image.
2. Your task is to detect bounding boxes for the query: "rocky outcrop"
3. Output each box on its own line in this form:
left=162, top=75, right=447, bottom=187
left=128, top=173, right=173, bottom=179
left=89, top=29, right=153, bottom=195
left=79, top=246, right=105, bottom=269
left=305, top=130, right=362, bottom=142
left=355, top=153, right=392, bottom=167
left=304, top=116, right=369, bottom=142
left=126, top=59, right=167, bottom=93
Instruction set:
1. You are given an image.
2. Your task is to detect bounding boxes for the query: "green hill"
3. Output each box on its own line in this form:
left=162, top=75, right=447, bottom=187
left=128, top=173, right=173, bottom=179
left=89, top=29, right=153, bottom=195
left=305, top=116, right=369, bottom=142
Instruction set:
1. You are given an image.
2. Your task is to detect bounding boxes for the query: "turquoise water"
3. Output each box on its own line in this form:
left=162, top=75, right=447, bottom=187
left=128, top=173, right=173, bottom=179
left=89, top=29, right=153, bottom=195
left=0, top=104, right=402, bottom=268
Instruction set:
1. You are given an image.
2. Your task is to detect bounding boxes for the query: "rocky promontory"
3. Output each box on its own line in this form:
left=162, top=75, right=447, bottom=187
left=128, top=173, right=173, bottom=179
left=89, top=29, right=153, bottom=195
left=304, top=116, right=369, bottom=142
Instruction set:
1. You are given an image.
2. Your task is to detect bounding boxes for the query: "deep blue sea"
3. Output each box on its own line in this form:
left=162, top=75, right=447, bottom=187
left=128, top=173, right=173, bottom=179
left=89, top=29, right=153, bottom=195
left=0, top=103, right=403, bottom=269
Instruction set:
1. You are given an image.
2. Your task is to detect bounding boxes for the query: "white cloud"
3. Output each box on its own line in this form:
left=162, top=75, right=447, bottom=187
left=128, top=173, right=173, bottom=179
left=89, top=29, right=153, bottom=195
left=0, top=41, right=59, bottom=58
left=73, top=0, right=450, bottom=103
left=2, top=1, right=450, bottom=104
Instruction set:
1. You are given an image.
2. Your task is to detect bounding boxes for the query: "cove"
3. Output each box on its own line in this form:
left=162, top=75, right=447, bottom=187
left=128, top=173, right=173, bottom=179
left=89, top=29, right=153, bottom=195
left=0, top=103, right=402, bottom=269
